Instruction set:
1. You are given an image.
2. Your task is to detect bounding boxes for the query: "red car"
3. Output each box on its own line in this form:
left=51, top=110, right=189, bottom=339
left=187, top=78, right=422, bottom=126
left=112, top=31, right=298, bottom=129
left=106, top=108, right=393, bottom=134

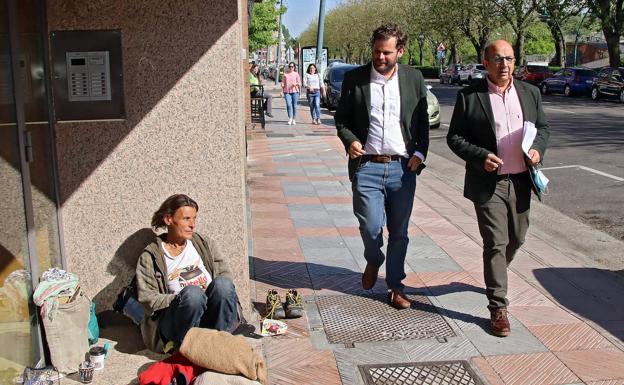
left=513, top=65, right=553, bottom=86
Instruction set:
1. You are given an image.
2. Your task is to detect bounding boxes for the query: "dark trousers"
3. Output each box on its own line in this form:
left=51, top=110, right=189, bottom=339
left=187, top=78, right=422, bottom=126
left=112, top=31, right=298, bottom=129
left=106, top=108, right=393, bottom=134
left=474, top=174, right=531, bottom=310
left=264, top=94, right=273, bottom=115
left=158, top=276, right=238, bottom=348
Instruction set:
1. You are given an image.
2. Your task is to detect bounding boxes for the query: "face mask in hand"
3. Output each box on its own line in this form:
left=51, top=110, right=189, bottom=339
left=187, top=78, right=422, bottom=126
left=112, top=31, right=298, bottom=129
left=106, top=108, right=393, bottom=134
left=530, top=167, right=549, bottom=193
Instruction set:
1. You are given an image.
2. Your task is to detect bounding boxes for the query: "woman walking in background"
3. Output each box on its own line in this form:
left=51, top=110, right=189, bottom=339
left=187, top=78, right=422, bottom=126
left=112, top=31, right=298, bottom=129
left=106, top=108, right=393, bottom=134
left=304, top=64, right=325, bottom=125
left=282, top=62, right=301, bottom=125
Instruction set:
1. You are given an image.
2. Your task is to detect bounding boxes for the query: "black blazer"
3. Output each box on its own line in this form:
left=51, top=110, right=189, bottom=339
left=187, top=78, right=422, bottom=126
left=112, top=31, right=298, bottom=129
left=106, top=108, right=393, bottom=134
left=447, top=79, right=550, bottom=204
left=335, top=63, right=430, bottom=180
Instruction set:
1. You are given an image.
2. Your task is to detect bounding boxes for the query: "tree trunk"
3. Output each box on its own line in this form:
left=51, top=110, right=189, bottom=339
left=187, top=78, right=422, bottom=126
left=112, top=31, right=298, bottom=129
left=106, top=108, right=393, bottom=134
left=450, top=41, right=457, bottom=65
left=418, top=43, right=424, bottom=66
left=514, top=30, right=526, bottom=65
left=604, top=30, right=622, bottom=67
left=547, top=23, right=565, bottom=66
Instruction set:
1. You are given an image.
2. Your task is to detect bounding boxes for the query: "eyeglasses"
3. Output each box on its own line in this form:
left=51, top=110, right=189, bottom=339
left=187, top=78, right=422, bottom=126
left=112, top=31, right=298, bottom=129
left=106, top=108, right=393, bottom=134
left=491, top=56, right=515, bottom=64
left=289, top=65, right=295, bottom=68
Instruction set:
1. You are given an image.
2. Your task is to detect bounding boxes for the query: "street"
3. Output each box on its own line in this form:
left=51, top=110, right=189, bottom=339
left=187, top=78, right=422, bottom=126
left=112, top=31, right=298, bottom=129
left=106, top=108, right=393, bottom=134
left=429, top=82, right=624, bottom=241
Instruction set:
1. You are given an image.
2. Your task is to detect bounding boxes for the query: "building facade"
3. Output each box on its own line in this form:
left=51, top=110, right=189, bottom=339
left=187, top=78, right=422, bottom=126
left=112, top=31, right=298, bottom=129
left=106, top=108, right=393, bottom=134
left=1, top=0, right=252, bottom=376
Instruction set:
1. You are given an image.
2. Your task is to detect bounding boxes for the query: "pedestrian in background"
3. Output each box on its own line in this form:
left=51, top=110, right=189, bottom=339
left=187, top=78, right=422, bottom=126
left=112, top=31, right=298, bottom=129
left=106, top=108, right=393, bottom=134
left=335, top=23, right=429, bottom=309
left=249, top=63, right=273, bottom=117
left=282, top=62, right=301, bottom=125
left=447, top=39, right=550, bottom=337
left=304, top=63, right=324, bottom=125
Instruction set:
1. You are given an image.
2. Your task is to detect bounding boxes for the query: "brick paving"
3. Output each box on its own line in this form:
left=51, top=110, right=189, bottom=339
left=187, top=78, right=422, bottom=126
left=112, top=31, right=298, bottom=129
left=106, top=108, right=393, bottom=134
left=247, top=87, right=624, bottom=385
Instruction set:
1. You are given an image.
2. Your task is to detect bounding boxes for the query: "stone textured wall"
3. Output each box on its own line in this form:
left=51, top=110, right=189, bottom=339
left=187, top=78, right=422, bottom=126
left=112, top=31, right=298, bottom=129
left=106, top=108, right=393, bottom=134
left=47, top=1, right=250, bottom=312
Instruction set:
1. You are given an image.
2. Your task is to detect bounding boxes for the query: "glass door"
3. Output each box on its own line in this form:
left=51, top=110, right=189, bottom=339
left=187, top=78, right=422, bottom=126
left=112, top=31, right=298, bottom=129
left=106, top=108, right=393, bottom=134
left=0, top=0, right=62, bottom=380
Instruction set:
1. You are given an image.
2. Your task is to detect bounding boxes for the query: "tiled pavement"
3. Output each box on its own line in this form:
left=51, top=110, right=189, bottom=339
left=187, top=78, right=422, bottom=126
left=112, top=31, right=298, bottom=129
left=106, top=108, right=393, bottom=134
left=247, top=86, right=624, bottom=385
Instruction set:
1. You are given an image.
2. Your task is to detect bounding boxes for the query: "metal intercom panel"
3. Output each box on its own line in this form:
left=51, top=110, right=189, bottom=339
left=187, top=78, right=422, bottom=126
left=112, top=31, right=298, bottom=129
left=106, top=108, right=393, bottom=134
left=66, top=51, right=111, bottom=102
left=51, top=30, right=125, bottom=121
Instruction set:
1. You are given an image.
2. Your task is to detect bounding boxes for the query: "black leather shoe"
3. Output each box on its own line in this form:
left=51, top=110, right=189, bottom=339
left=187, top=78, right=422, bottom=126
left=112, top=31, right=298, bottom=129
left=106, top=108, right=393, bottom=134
left=362, top=264, right=379, bottom=290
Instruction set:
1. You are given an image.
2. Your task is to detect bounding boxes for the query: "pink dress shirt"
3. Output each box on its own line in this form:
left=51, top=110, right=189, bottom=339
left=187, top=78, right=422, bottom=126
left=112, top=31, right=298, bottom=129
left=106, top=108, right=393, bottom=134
left=282, top=72, right=301, bottom=94
left=487, top=78, right=527, bottom=175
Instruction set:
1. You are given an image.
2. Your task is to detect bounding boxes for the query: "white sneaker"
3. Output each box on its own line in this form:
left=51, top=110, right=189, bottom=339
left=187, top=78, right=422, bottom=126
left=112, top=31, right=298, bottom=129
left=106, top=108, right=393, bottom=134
left=292, top=120, right=296, bottom=125
left=287, top=118, right=292, bottom=125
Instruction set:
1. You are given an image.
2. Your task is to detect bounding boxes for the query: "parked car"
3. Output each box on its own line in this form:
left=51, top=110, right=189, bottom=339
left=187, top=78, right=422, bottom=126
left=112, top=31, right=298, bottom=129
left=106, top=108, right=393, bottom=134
left=426, top=85, right=440, bottom=129
left=590, top=67, right=624, bottom=102
left=328, top=59, right=346, bottom=67
left=439, top=64, right=462, bottom=85
left=458, top=64, right=487, bottom=85
left=513, top=65, right=553, bottom=86
left=321, top=64, right=359, bottom=110
left=540, top=68, right=596, bottom=96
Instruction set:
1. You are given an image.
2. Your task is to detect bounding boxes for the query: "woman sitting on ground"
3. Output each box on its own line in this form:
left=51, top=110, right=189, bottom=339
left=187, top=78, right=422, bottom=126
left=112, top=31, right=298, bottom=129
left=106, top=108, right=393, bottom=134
left=136, top=194, right=251, bottom=353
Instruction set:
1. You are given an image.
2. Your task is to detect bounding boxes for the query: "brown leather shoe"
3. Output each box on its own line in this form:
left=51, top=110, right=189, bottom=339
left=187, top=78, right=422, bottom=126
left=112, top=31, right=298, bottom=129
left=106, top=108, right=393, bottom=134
left=388, top=289, right=411, bottom=309
left=362, top=264, right=379, bottom=290
left=490, top=308, right=511, bottom=337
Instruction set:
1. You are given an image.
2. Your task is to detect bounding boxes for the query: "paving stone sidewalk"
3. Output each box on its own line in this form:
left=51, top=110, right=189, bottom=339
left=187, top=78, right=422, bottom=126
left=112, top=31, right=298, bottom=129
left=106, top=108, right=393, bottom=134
left=247, top=86, right=624, bottom=385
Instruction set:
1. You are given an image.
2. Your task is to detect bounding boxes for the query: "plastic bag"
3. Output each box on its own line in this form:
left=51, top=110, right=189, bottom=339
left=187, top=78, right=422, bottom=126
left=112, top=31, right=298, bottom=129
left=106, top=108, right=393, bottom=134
left=88, top=301, right=99, bottom=345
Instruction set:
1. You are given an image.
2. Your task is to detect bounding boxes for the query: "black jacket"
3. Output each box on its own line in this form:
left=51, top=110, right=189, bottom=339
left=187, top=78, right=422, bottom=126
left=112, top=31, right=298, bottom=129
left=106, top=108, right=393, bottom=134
left=447, top=79, right=550, bottom=204
left=335, top=63, right=430, bottom=180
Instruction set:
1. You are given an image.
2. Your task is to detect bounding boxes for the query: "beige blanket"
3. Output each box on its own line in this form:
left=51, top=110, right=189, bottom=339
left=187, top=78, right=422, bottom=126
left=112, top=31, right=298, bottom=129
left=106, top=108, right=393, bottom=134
left=194, top=371, right=263, bottom=385
left=179, top=328, right=267, bottom=385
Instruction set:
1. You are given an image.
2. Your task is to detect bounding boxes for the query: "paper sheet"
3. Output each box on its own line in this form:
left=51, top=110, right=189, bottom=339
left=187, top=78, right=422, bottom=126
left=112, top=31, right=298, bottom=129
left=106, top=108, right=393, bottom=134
left=522, top=121, right=536, bottom=157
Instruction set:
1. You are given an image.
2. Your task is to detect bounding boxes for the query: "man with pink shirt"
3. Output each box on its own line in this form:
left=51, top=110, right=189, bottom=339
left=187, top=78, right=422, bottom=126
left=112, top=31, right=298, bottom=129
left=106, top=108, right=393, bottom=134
left=447, top=40, right=550, bottom=337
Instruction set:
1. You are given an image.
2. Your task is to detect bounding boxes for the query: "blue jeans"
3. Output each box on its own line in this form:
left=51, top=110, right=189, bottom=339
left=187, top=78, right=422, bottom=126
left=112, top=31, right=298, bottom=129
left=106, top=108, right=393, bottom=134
left=284, top=92, right=299, bottom=119
left=352, top=158, right=416, bottom=290
left=307, top=90, right=321, bottom=120
left=158, top=276, right=238, bottom=348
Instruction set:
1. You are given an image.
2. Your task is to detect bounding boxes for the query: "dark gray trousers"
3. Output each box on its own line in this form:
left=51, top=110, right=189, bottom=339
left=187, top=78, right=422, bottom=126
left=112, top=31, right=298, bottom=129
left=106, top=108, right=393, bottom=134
left=474, top=174, right=531, bottom=310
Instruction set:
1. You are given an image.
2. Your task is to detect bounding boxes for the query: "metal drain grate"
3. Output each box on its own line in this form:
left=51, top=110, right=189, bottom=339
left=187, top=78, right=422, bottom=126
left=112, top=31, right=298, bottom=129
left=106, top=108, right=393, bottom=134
left=359, top=361, right=484, bottom=385
left=316, top=294, right=456, bottom=344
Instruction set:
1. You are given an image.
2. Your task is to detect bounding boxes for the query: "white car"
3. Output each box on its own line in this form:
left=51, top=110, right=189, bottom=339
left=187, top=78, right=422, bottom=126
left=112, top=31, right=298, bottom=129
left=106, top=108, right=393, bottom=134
left=458, top=64, right=488, bottom=85
left=426, top=85, right=440, bottom=129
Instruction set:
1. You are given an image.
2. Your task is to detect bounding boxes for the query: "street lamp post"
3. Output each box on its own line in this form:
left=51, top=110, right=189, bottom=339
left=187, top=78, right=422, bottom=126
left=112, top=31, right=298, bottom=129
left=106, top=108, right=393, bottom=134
left=275, top=0, right=283, bottom=86
left=315, top=0, right=326, bottom=71
left=573, top=11, right=588, bottom=67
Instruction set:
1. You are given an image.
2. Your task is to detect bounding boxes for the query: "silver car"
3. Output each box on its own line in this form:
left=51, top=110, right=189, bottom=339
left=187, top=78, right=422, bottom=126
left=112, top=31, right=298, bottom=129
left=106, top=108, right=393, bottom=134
left=458, top=64, right=488, bottom=85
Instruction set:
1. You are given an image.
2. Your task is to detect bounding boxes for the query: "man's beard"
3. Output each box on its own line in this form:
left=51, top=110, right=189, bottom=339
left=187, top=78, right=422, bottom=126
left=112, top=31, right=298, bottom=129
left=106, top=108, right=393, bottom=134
left=374, top=60, right=396, bottom=75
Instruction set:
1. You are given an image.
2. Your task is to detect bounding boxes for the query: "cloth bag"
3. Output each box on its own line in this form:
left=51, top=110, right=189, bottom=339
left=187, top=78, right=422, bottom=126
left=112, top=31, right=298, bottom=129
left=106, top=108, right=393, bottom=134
left=42, top=292, right=90, bottom=374
left=179, top=328, right=267, bottom=385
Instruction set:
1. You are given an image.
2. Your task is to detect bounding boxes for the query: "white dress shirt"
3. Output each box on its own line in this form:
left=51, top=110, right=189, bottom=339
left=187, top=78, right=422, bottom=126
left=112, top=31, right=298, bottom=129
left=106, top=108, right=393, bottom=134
left=364, top=66, right=424, bottom=161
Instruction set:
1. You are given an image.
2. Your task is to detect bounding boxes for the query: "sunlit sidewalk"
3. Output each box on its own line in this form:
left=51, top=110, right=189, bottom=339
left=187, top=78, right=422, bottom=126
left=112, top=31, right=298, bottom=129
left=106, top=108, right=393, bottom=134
left=246, top=89, right=624, bottom=384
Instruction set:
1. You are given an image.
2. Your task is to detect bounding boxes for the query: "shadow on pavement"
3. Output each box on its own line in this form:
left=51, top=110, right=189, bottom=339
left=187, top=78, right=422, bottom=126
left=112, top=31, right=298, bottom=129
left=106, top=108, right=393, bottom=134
left=534, top=267, right=624, bottom=342
left=250, top=256, right=490, bottom=333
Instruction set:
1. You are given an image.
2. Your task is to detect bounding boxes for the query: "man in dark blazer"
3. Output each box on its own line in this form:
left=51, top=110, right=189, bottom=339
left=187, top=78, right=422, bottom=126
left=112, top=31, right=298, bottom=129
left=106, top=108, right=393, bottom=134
left=335, top=23, right=429, bottom=309
left=447, top=40, right=550, bottom=337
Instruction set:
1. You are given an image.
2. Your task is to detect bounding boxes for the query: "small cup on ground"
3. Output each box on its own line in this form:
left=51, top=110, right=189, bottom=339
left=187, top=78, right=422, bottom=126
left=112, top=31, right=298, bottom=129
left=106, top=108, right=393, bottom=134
left=79, top=361, right=94, bottom=383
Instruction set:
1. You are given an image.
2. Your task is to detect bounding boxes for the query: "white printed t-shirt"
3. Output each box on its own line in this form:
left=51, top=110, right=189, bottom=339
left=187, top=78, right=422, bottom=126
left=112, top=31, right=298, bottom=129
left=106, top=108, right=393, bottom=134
left=163, top=240, right=212, bottom=294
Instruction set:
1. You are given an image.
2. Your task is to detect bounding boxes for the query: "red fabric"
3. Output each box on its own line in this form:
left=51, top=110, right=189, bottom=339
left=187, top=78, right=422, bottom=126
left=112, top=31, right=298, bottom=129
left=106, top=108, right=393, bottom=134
left=139, top=352, right=205, bottom=385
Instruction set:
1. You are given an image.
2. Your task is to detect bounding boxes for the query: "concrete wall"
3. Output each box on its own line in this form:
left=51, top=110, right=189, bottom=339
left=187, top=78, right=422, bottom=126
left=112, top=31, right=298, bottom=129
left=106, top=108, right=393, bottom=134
left=47, top=1, right=250, bottom=312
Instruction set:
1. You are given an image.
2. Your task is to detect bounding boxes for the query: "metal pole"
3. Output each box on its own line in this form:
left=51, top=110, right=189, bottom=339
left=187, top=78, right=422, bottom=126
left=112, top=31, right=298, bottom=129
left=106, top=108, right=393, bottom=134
left=315, top=0, right=326, bottom=71
left=573, top=11, right=588, bottom=67
left=274, top=0, right=283, bottom=85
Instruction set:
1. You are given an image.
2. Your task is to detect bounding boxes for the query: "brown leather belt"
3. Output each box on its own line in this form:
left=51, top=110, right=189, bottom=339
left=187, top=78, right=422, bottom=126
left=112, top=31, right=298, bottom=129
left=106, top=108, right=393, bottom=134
left=362, top=154, right=402, bottom=163
left=496, top=171, right=529, bottom=181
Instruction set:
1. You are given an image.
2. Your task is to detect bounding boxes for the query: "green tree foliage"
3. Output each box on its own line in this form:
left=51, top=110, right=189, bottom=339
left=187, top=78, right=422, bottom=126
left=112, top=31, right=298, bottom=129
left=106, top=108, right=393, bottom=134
left=492, top=0, right=539, bottom=65
left=249, top=0, right=284, bottom=52
left=537, top=0, right=584, bottom=66
left=525, top=21, right=556, bottom=55
left=293, top=0, right=614, bottom=68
